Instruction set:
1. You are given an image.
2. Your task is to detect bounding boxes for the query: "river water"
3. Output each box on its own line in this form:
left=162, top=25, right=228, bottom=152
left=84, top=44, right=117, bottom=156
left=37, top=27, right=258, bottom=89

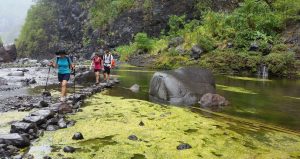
left=107, top=65, right=300, bottom=132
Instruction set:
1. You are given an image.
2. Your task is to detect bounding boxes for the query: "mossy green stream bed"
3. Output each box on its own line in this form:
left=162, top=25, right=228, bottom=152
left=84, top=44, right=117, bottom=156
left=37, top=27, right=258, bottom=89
left=27, top=65, right=300, bottom=158
left=30, top=94, right=300, bottom=159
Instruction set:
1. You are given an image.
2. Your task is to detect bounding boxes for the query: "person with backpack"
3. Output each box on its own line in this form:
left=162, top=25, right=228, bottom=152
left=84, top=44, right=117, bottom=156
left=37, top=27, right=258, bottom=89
left=49, top=50, right=75, bottom=102
left=90, top=53, right=103, bottom=85
left=103, top=50, right=114, bottom=83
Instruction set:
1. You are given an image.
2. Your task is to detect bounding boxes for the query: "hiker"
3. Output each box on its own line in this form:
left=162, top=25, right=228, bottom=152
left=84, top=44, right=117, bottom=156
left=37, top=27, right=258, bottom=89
left=49, top=50, right=75, bottom=102
left=90, top=53, right=103, bottom=84
left=103, top=50, right=114, bottom=83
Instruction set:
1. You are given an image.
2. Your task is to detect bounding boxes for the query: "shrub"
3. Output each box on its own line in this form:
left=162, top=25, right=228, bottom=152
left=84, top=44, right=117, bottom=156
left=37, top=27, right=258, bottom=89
left=134, top=33, right=153, bottom=51
left=167, top=15, right=187, bottom=37
left=153, top=53, right=190, bottom=70
left=116, top=44, right=137, bottom=61
left=263, top=52, right=296, bottom=77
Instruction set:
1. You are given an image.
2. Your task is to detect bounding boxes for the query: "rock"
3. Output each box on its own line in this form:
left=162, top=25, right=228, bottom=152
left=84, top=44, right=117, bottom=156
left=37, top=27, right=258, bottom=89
left=175, top=45, right=185, bottom=54
left=42, top=92, right=52, bottom=97
left=0, top=133, right=30, bottom=148
left=190, top=45, right=204, bottom=60
left=168, top=37, right=184, bottom=48
left=39, top=101, right=49, bottom=107
left=0, top=44, right=17, bottom=63
left=58, top=118, right=67, bottom=129
left=7, top=71, right=24, bottom=77
left=177, top=143, right=192, bottom=150
left=129, top=84, right=140, bottom=93
left=63, top=146, right=76, bottom=153
left=40, top=59, right=50, bottom=67
left=67, top=120, right=76, bottom=127
left=30, top=109, right=54, bottom=119
left=249, top=42, right=259, bottom=51
left=43, top=156, right=52, bottom=159
left=23, top=116, right=47, bottom=125
left=199, top=93, right=229, bottom=107
left=128, top=135, right=138, bottom=141
left=139, top=121, right=145, bottom=126
left=46, top=118, right=59, bottom=125
left=46, top=125, right=59, bottom=131
left=0, top=77, right=8, bottom=86
left=75, top=71, right=94, bottom=84
left=10, top=122, right=38, bottom=134
left=17, top=68, right=29, bottom=72
left=227, top=42, right=234, bottom=48
left=72, top=132, right=84, bottom=140
left=58, top=103, right=73, bottom=114
left=149, top=67, right=216, bottom=106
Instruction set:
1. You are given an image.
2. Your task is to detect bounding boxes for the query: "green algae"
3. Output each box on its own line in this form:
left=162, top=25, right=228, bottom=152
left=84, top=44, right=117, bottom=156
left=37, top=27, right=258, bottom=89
left=217, top=84, right=258, bottom=94
left=227, top=76, right=272, bottom=82
left=0, top=111, right=31, bottom=133
left=284, top=96, right=300, bottom=100
left=29, top=94, right=300, bottom=159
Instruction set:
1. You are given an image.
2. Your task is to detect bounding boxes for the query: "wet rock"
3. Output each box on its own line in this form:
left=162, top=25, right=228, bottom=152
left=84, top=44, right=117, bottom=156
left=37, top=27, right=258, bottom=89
left=177, top=143, right=192, bottom=150
left=58, top=103, right=73, bottom=114
left=249, top=42, right=259, bottom=51
left=7, top=71, right=24, bottom=77
left=14, top=155, right=22, bottom=159
left=139, top=121, right=145, bottom=126
left=46, top=118, right=59, bottom=125
left=63, top=146, right=76, bottom=153
left=10, top=122, right=38, bottom=134
left=43, top=156, right=52, bottom=159
left=149, top=67, right=216, bottom=106
left=42, top=92, right=52, bottom=97
left=113, top=78, right=120, bottom=84
left=40, top=59, right=50, bottom=67
left=67, top=120, right=76, bottom=128
left=227, top=42, right=234, bottom=48
left=168, top=37, right=184, bottom=48
left=46, top=125, right=59, bottom=131
left=0, top=77, right=8, bottom=86
left=128, top=135, right=138, bottom=141
left=30, top=109, right=54, bottom=119
left=190, top=45, right=204, bottom=60
left=17, top=68, right=29, bottom=72
left=129, top=84, right=140, bottom=93
left=199, top=93, right=229, bottom=107
left=0, top=133, right=30, bottom=148
left=39, top=101, right=49, bottom=107
left=23, top=115, right=47, bottom=125
left=72, top=132, right=84, bottom=140
left=6, top=145, right=18, bottom=154
left=58, top=118, right=67, bottom=129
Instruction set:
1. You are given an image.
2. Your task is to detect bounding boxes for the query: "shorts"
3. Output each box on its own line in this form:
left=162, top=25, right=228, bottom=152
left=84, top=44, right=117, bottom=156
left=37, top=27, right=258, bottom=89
left=94, top=69, right=101, bottom=72
left=103, top=66, right=111, bottom=74
left=58, top=73, right=70, bottom=82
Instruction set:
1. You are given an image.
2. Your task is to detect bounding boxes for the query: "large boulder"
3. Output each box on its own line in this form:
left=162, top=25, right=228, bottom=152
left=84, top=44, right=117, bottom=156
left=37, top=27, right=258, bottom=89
left=10, top=122, right=38, bottom=134
left=0, top=134, right=30, bottom=148
left=75, top=71, right=94, bottom=84
left=0, top=44, right=17, bottom=63
left=149, top=67, right=216, bottom=106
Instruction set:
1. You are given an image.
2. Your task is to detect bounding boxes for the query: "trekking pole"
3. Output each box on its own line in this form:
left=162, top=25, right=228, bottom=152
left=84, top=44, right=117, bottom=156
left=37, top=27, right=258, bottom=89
left=73, top=68, right=76, bottom=105
left=42, top=66, right=52, bottom=97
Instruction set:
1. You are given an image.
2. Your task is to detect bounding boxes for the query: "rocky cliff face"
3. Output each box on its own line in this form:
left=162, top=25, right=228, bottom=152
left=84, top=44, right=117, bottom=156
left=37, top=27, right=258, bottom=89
left=17, top=0, right=240, bottom=58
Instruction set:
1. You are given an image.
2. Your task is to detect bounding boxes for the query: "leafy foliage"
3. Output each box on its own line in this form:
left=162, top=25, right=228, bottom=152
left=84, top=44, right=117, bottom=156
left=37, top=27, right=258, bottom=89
left=89, top=0, right=135, bottom=28
left=0, top=36, right=3, bottom=46
left=16, top=0, right=58, bottom=57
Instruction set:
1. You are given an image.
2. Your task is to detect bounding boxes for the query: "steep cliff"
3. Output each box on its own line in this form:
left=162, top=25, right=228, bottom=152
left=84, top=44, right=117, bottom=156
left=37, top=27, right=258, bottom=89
left=16, top=0, right=240, bottom=58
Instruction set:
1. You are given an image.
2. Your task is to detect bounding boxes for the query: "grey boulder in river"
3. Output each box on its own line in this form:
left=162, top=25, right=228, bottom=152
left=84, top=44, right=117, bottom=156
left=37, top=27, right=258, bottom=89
left=149, top=67, right=216, bottom=106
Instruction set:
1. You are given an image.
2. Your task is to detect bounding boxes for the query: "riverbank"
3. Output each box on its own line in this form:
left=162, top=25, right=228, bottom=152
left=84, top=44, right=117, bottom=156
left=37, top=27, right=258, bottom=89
left=29, top=94, right=300, bottom=158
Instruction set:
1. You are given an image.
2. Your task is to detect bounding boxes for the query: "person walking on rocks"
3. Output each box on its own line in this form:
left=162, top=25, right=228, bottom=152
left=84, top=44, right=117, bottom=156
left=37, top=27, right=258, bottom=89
left=90, top=53, right=103, bottom=85
left=49, top=50, right=75, bottom=102
left=103, top=50, right=114, bottom=83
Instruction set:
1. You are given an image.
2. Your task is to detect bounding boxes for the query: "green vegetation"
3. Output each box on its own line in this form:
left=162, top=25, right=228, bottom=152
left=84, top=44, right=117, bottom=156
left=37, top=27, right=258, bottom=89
left=16, top=0, right=58, bottom=57
left=0, top=36, right=3, bottom=45
left=117, top=0, right=300, bottom=77
left=89, top=0, right=135, bottom=29
left=29, top=94, right=300, bottom=158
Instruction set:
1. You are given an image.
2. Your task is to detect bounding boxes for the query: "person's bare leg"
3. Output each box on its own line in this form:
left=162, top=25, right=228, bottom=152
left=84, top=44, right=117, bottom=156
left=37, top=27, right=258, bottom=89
left=61, top=80, right=67, bottom=101
left=104, top=73, right=107, bottom=81
left=95, top=72, right=100, bottom=83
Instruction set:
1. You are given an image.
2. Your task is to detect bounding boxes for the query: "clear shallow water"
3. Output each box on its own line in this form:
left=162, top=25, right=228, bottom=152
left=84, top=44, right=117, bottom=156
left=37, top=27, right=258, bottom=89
left=106, top=65, right=300, bottom=132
